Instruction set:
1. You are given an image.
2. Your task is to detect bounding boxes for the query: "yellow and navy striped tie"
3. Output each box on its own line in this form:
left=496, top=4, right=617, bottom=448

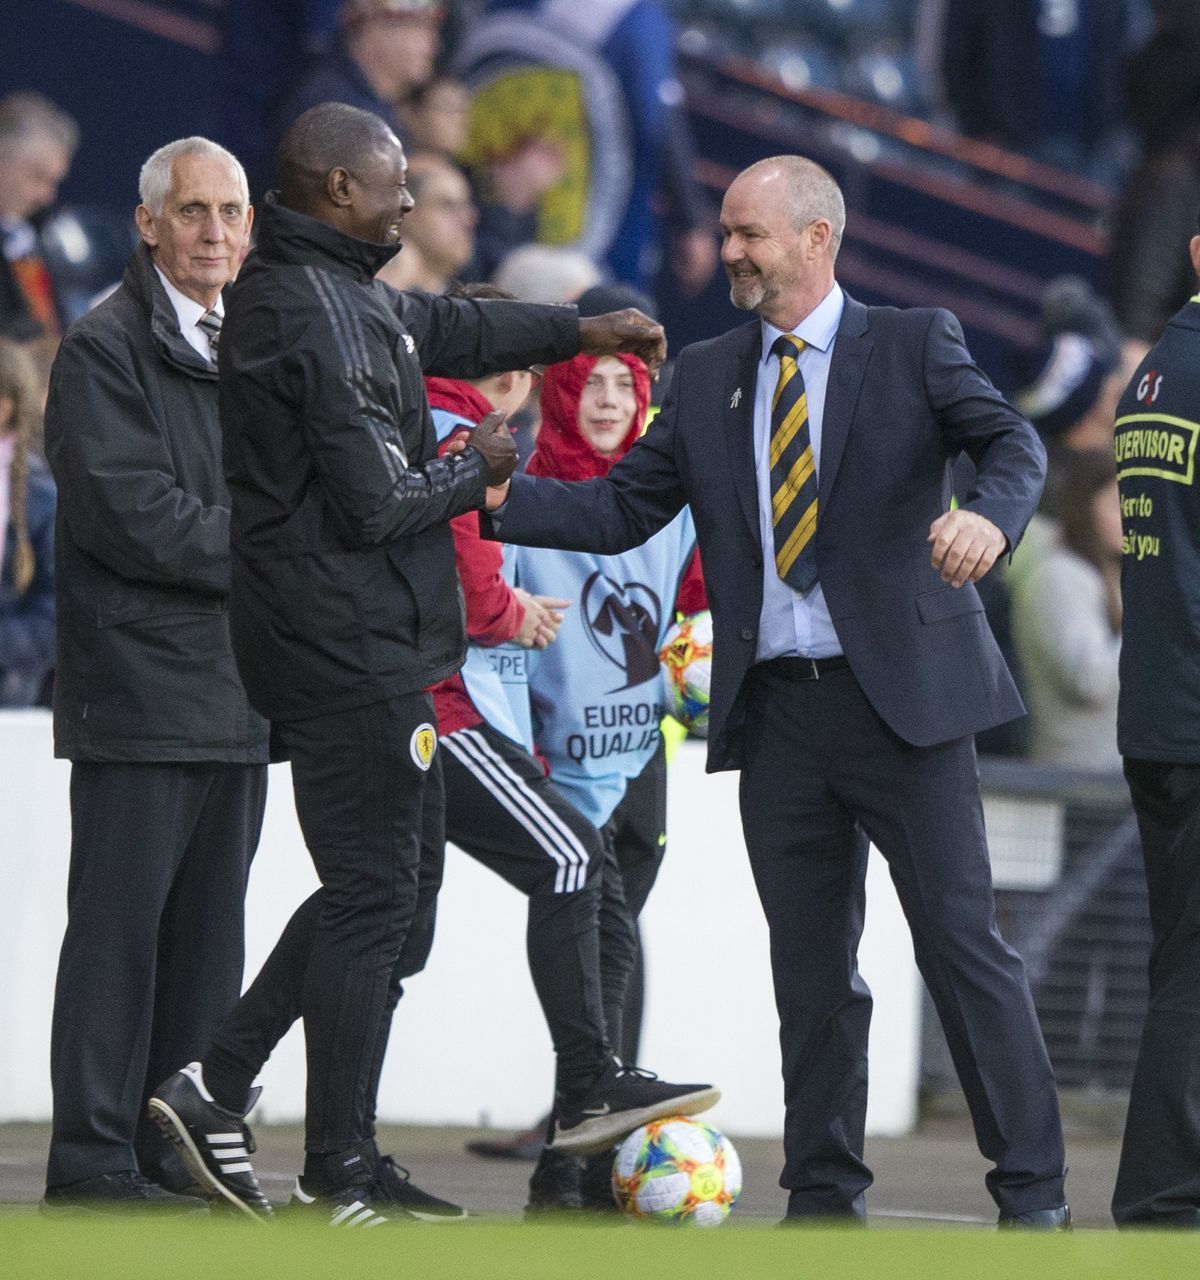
left=769, top=333, right=818, bottom=595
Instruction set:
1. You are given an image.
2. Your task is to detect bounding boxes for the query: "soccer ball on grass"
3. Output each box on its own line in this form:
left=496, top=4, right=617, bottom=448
left=611, top=1117, right=742, bottom=1226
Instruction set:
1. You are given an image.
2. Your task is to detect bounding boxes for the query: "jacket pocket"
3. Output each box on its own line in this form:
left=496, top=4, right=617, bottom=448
left=96, top=583, right=224, bottom=628
left=916, top=585, right=983, bottom=624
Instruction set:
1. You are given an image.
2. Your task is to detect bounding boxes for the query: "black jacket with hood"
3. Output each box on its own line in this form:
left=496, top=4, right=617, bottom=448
left=220, top=198, right=579, bottom=723
left=44, top=245, right=269, bottom=763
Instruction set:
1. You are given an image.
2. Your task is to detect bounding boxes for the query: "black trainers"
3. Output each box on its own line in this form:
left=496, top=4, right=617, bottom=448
left=40, top=1170, right=209, bottom=1216
left=375, top=1155, right=467, bottom=1222
left=525, top=1147, right=584, bottom=1214
left=289, top=1178, right=394, bottom=1228
left=147, top=1062, right=273, bottom=1222
left=549, top=1062, right=720, bottom=1155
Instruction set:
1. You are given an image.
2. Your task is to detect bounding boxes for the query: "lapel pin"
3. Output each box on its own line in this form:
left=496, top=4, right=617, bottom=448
left=730, top=387, right=742, bottom=409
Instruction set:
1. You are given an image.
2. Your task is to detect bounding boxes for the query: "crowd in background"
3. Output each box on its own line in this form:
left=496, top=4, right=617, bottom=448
left=4, top=0, right=1200, bottom=773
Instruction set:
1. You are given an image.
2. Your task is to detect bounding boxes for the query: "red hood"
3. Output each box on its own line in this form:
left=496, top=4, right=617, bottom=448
left=424, top=376, right=494, bottom=426
left=528, top=352, right=651, bottom=481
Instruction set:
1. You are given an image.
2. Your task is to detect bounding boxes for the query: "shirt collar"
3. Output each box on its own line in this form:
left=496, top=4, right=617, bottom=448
left=759, top=283, right=844, bottom=363
left=153, top=264, right=223, bottom=332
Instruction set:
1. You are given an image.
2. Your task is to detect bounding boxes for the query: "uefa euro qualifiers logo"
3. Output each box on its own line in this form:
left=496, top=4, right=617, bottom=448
left=580, top=571, right=662, bottom=693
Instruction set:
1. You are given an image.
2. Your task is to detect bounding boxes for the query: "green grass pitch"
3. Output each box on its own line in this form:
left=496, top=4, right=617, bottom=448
left=4, top=1215, right=1200, bottom=1280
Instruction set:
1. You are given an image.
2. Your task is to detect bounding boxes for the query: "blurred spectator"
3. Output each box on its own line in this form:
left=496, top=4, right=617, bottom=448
left=933, top=0, right=1131, bottom=178
left=470, top=137, right=569, bottom=280
left=1006, top=326, right=1124, bottom=765
left=976, top=284, right=1120, bottom=758
left=1107, top=1, right=1200, bottom=362
left=1013, top=330, right=1122, bottom=517
left=271, top=0, right=444, bottom=162
left=456, top=0, right=717, bottom=296
left=1011, top=448, right=1122, bottom=771
left=375, top=151, right=478, bottom=292
left=398, top=76, right=472, bottom=159
left=1038, top=273, right=1124, bottom=369
left=0, top=337, right=54, bottom=708
left=0, top=93, right=79, bottom=341
left=493, top=244, right=601, bottom=302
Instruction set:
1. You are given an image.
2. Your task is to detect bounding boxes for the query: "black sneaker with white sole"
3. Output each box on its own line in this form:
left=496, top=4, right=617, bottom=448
left=375, top=1155, right=467, bottom=1222
left=549, top=1062, right=720, bottom=1155
left=289, top=1178, right=394, bottom=1229
left=147, top=1062, right=273, bottom=1221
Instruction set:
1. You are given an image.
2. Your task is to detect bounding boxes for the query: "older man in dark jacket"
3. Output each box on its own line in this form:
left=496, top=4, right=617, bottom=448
left=42, top=137, right=268, bottom=1213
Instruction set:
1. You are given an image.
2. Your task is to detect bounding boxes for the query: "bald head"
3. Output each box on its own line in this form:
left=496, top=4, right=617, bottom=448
left=719, top=155, right=845, bottom=328
left=277, top=102, right=413, bottom=245
left=733, top=156, right=845, bottom=258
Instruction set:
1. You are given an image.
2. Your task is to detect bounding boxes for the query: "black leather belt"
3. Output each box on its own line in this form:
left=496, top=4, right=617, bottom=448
left=756, top=655, right=850, bottom=681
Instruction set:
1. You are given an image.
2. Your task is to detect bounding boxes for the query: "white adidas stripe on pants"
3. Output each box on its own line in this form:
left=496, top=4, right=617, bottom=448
left=443, top=727, right=592, bottom=894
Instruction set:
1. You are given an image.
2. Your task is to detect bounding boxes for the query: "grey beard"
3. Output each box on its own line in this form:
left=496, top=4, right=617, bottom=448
left=728, top=274, right=766, bottom=312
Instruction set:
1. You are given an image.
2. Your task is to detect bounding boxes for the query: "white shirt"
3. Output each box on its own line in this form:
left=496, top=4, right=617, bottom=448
left=154, top=265, right=222, bottom=364
left=752, top=283, right=845, bottom=662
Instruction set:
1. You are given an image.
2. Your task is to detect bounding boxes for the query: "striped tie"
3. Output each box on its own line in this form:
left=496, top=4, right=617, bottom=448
left=769, top=333, right=818, bottom=595
left=197, top=308, right=222, bottom=365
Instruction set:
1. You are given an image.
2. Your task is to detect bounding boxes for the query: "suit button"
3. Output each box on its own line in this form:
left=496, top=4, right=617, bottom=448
left=741, top=627, right=755, bottom=642
left=750, top=555, right=762, bottom=569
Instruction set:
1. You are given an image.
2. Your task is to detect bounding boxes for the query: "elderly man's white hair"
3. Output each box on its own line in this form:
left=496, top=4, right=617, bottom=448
left=493, top=245, right=602, bottom=304
left=138, top=138, right=249, bottom=216
left=740, top=155, right=846, bottom=259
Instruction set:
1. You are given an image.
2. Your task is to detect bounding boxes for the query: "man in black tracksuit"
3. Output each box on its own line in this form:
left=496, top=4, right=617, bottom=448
left=148, top=103, right=706, bottom=1226
left=1111, top=222, right=1200, bottom=1227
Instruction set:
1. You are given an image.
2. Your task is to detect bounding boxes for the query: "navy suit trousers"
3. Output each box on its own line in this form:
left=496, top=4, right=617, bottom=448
left=738, top=659, right=1065, bottom=1219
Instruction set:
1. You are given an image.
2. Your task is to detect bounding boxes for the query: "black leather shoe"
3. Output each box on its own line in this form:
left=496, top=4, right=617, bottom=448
left=41, top=1171, right=209, bottom=1216
left=147, top=1062, right=273, bottom=1221
left=998, top=1204, right=1072, bottom=1231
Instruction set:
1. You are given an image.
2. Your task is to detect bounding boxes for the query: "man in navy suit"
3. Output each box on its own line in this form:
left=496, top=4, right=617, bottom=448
left=485, top=155, right=1069, bottom=1227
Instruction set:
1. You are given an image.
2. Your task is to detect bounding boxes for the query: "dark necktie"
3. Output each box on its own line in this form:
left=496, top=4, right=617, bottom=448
left=769, top=333, right=818, bottom=595
left=197, top=309, right=222, bottom=365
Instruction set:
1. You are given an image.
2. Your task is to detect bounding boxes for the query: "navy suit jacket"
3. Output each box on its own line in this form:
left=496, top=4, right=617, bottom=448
left=490, top=294, right=1046, bottom=771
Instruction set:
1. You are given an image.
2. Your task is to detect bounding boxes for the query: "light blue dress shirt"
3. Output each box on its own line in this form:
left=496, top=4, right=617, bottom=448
left=753, top=283, right=844, bottom=662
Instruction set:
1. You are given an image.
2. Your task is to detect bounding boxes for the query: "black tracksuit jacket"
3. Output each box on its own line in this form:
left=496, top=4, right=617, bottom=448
left=220, top=198, right=579, bottom=723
